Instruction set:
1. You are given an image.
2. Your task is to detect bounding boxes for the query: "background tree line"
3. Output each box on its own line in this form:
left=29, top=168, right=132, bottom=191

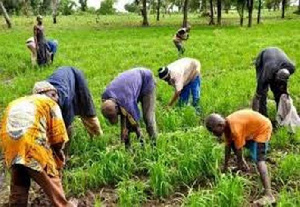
left=0, top=0, right=299, bottom=28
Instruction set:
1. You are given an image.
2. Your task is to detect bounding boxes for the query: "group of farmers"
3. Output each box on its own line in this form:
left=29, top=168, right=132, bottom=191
left=0, top=16, right=297, bottom=207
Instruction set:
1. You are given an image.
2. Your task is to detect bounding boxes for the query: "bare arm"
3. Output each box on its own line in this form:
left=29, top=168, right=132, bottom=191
left=120, top=114, right=129, bottom=142
left=168, top=90, right=181, bottom=107
left=223, top=144, right=231, bottom=172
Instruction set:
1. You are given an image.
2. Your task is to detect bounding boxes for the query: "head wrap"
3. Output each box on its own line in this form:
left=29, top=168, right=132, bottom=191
left=276, top=69, right=290, bottom=82
left=32, top=81, right=57, bottom=94
left=158, top=67, right=169, bottom=80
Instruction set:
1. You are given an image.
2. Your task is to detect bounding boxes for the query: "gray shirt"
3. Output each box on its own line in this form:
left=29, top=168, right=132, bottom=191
left=255, top=47, right=295, bottom=94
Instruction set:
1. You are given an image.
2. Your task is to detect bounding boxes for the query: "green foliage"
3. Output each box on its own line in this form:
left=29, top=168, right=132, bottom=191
left=0, top=15, right=300, bottom=205
left=117, top=180, right=147, bottom=206
left=184, top=175, right=248, bottom=207
left=125, top=2, right=139, bottom=13
left=271, top=127, right=300, bottom=149
left=59, top=0, right=76, bottom=15
left=98, top=0, right=116, bottom=15
left=278, top=188, right=300, bottom=207
left=278, top=154, right=300, bottom=183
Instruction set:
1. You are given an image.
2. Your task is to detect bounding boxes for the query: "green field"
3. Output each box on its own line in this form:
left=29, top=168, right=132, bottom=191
left=0, top=12, right=300, bottom=206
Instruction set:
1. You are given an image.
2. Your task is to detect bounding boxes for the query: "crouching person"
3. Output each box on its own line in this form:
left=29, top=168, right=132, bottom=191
left=0, top=93, right=77, bottom=207
left=205, top=109, right=275, bottom=206
left=101, top=68, right=157, bottom=147
left=158, top=57, right=201, bottom=113
left=26, top=37, right=58, bottom=66
left=33, top=67, right=103, bottom=138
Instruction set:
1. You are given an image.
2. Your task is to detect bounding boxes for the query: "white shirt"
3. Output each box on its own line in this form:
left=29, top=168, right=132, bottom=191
left=167, top=57, right=201, bottom=92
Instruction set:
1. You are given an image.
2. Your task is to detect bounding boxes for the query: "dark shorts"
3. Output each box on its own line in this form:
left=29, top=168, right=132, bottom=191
left=173, top=41, right=183, bottom=52
left=231, top=141, right=268, bottom=162
left=245, top=140, right=268, bottom=162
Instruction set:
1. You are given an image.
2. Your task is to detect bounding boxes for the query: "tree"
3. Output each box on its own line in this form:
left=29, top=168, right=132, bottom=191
left=281, top=0, right=286, bottom=18
left=125, top=2, right=138, bottom=13
left=257, top=0, right=262, bottom=24
left=79, top=0, right=87, bottom=11
left=99, top=0, right=116, bottom=15
left=182, top=0, right=188, bottom=27
left=209, top=0, right=214, bottom=25
left=217, top=0, right=221, bottom=25
left=248, top=0, right=254, bottom=27
left=52, top=0, right=58, bottom=23
left=59, top=0, right=76, bottom=15
left=223, top=0, right=231, bottom=13
left=237, top=0, right=246, bottom=26
left=0, top=0, right=11, bottom=28
left=156, top=0, right=161, bottom=21
left=141, top=0, right=149, bottom=26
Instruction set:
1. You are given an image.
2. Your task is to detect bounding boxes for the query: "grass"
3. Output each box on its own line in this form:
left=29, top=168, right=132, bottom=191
left=0, top=10, right=300, bottom=206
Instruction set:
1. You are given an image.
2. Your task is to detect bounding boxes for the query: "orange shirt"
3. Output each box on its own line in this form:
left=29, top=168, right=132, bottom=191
left=225, top=109, right=272, bottom=149
left=0, top=95, right=68, bottom=176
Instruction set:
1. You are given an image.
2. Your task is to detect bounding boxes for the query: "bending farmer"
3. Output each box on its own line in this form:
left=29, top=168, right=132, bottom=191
left=101, top=68, right=157, bottom=147
left=0, top=94, right=77, bottom=207
left=205, top=109, right=275, bottom=206
left=158, top=57, right=201, bottom=113
left=252, top=47, right=295, bottom=117
left=33, top=67, right=103, bottom=138
left=173, top=26, right=191, bottom=57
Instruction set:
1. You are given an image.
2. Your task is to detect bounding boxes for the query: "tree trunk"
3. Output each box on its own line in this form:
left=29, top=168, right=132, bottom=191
left=217, top=0, right=221, bottom=25
left=156, top=0, right=161, bottom=21
left=281, top=0, right=286, bottom=18
left=0, top=1, right=12, bottom=28
left=142, top=0, right=149, bottom=26
left=257, top=0, right=262, bottom=24
left=52, top=0, right=58, bottom=24
left=248, top=0, right=253, bottom=27
left=209, top=0, right=214, bottom=25
left=240, top=3, right=245, bottom=26
left=298, top=0, right=300, bottom=12
left=182, top=0, right=188, bottom=27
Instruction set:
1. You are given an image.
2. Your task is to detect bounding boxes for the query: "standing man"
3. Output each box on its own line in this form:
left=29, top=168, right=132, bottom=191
left=205, top=109, right=276, bottom=206
left=101, top=68, right=157, bottom=147
left=158, top=57, right=201, bottom=113
left=173, top=25, right=191, bottom=57
left=252, top=47, right=296, bottom=117
left=33, top=67, right=103, bottom=138
left=0, top=93, right=78, bottom=206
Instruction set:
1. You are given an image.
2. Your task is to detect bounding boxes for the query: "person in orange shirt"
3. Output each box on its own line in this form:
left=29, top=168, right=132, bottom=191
left=0, top=91, right=77, bottom=206
left=205, top=109, right=275, bottom=206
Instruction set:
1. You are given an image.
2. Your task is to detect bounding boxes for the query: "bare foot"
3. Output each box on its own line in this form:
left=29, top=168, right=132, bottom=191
left=68, top=198, right=79, bottom=207
left=253, top=194, right=276, bottom=206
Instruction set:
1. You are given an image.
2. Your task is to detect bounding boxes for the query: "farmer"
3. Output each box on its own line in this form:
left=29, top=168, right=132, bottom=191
left=252, top=47, right=296, bottom=117
left=26, top=37, right=58, bottom=66
left=34, top=15, right=49, bottom=66
left=173, top=25, right=191, bottom=57
left=33, top=67, right=103, bottom=138
left=101, top=68, right=157, bottom=147
left=158, top=57, right=201, bottom=113
left=205, top=109, right=276, bottom=206
left=0, top=93, right=78, bottom=207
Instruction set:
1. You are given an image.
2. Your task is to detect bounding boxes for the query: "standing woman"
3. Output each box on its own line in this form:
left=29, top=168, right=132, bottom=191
left=34, top=15, right=49, bottom=66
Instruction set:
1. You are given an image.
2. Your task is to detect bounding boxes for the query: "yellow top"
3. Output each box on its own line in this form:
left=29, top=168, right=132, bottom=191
left=225, top=109, right=272, bottom=149
left=0, top=94, right=68, bottom=176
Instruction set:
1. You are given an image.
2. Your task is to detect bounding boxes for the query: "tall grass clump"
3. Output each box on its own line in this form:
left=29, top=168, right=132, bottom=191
left=184, top=175, right=248, bottom=207
left=278, top=154, right=300, bottom=184
left=278, top=188, right=300, bottom=207
left=63, top=148, right=137, bottom=196
left=117, top=179, right=147, bottom=207
left=148, top=127, right=222, bottom=198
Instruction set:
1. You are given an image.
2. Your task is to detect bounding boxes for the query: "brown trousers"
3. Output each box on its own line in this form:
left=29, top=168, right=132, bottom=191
left=9, top=165, right=73, bottom=207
